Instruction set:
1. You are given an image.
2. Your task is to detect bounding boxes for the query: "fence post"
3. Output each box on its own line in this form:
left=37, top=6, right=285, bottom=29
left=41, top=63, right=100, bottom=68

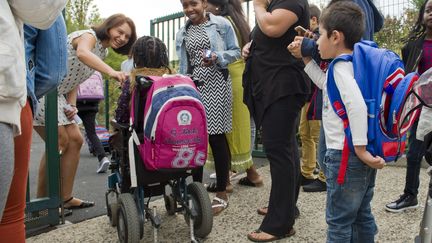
left=105, top=79, right=110, bottom=130
left=25, top=90, right=61, bottom=230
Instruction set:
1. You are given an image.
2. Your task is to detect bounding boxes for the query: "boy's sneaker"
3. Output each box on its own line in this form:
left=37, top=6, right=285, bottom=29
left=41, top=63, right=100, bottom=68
left=96, top=157, right=110, bottom=173
left=385, top=193, right=419, bottom=213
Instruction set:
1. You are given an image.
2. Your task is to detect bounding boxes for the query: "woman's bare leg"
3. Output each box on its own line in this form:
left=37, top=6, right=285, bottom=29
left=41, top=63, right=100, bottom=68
left=60, top=124, right=83, bottom=204
left=35, top=125, right=70, bottom=198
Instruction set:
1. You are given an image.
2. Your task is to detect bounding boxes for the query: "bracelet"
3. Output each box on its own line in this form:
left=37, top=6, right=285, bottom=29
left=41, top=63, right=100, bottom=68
left=70, top=104, right=76, bottom=107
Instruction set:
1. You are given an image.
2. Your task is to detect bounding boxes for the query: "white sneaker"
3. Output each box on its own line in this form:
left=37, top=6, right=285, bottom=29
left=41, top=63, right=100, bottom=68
left=96, top=157, right=110, bottom=173
left=209, top=172, right=217, bottom=179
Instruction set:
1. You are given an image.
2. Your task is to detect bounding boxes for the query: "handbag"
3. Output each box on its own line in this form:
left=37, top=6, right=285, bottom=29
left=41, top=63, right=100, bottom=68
left=77, top=71, right=105, bottom=101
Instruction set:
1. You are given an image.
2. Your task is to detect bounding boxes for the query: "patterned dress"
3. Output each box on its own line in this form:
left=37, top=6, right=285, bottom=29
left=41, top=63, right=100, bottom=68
left=34, top=29, right=107, bottom=126
left=207, top=16, right=253, bottom=171
left=185, top=22, right=232, bottom=135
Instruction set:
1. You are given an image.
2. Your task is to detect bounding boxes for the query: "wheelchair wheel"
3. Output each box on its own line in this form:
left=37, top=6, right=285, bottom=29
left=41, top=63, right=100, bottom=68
left=164, top=194, right=177, bottom=215
left=106, top=191, right=118, bottom=227
left=117, top=193, right=141, bottom=243
left=109, top=203, right=119, bottom=227
left=184, top=182, right=213, bottom=238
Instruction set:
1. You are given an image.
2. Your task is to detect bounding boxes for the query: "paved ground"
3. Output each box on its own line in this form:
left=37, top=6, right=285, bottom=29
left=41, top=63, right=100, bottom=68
left=26, top=130, right=268, bottom=229
left=27, top=132, right=115, bottom=224
left=27, top=158, right=431, bottom=242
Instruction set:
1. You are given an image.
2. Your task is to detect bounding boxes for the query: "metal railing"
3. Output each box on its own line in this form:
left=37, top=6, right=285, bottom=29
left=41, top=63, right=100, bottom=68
left=150, top=0, right=413, bottom=63
left=25, top=91, right=61, bottom=231
left=149, top=0, right=414, bottom=158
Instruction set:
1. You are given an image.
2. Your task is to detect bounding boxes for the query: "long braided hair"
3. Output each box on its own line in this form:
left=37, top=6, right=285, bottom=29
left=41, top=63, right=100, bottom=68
left=406, top=0, right=428, bottom=42
left=132, top=36, right=170, bottom=70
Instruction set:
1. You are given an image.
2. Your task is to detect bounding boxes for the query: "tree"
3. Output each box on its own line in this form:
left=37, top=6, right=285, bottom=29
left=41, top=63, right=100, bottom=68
left=410, top=0, right=424, bottom=11
left=65, top=0, right=101, bottom=33
left=375, top=9, right=417, bottom=55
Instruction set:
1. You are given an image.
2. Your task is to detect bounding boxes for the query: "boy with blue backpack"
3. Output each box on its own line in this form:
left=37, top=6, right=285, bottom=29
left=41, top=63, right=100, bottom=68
left=289, top=2, right=385, bottom=242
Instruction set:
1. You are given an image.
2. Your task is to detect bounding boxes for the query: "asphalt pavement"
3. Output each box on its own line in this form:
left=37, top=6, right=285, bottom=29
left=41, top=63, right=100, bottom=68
left=27, top=131, right=269, bottom=227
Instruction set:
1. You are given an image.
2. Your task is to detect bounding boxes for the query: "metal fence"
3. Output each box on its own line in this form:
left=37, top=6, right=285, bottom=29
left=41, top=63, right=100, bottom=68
left=150, top=0, right=414, bottom=62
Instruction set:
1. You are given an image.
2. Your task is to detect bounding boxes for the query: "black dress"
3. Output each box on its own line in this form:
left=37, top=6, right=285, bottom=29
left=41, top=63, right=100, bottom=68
left=246, top=0, right=311, bottom=237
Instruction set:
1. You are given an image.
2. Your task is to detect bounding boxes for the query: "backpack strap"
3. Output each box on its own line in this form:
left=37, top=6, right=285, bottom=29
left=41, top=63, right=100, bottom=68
left=327, top=54, right=355, bottom=185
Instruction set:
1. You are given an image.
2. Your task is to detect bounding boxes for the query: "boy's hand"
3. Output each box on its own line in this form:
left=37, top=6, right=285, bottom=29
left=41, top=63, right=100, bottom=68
left=287, top=37, right=303, bottom=58
left=354, top=146, right=386, bottom=169
left=304, top=29, right=315, bottom=39
left=366, top=156, right=386, bottom=169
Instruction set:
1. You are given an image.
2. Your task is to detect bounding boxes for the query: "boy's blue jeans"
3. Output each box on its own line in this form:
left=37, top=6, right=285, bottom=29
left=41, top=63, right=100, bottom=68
left=322, top=149, right=378, bottom=243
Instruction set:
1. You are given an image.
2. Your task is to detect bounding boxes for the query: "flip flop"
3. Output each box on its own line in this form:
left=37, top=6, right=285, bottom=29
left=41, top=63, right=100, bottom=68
left=247, top=229, right=295, bottom=242
left=257, top=206, right=268, bottom=216
left=257, top=206, right=300, bottom=218
left=238, top=176, right=263, bottom=187
left=63, top=197, right=95, bottom=210
left=212, top=196, right=229, bottom=216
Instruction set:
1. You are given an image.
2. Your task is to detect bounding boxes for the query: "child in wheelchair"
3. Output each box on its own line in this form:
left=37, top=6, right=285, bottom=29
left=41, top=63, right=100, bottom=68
left=107, top=36, right=213, bottom=243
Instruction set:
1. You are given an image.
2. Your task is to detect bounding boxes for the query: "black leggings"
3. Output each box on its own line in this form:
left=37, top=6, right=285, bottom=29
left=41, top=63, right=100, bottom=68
left=78, top=109, right=106, bottom=161
left=193, top=134, right=231, bottom=192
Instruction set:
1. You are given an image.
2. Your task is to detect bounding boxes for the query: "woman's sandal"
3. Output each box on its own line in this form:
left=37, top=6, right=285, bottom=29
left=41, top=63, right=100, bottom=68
left=63, top=197, right=95, bottom=210
left=206, top=182, right=234, bottom=193
left=257, top=206, right=300, bottom=219
left=211, top=196, right=228, bottom=216
left=247, top=229, right=295, bottom=242
left=238, top=176, right=263, bottom=187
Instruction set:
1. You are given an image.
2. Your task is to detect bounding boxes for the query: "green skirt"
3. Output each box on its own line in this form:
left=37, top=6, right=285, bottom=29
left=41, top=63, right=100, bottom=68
left=206, top=59, right=253, bottom=172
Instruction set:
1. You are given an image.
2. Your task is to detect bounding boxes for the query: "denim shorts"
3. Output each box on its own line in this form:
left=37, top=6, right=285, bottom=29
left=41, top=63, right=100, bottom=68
left=322, top=149, right=378, bottom=243
left=24, top=15, right=67, bottom=113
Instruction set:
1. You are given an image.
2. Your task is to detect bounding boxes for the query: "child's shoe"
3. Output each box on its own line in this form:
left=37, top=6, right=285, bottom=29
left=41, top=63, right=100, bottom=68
left=96, top=157, right=110, bottom=173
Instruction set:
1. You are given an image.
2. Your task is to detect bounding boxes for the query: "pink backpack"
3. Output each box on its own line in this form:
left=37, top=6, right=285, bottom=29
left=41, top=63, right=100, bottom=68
left=77, top=71, right=105, bottom=101
left=131, top=75, right=208, bottom=171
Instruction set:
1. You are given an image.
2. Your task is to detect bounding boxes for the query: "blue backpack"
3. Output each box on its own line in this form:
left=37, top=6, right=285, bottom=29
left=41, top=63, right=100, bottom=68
left=327, top=40, right=420, bottom=184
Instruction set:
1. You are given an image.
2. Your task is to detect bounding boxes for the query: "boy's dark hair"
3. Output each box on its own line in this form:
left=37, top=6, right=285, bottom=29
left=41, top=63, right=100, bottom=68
left=320, top=1, right=364, bottom=49
left=309, top=4, right=321, bottom=22
left=132, top=36, right=170, bottom=70
left=92, top=14, right=137, bottom=55
left=207, top=0, right=250, bottom=47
